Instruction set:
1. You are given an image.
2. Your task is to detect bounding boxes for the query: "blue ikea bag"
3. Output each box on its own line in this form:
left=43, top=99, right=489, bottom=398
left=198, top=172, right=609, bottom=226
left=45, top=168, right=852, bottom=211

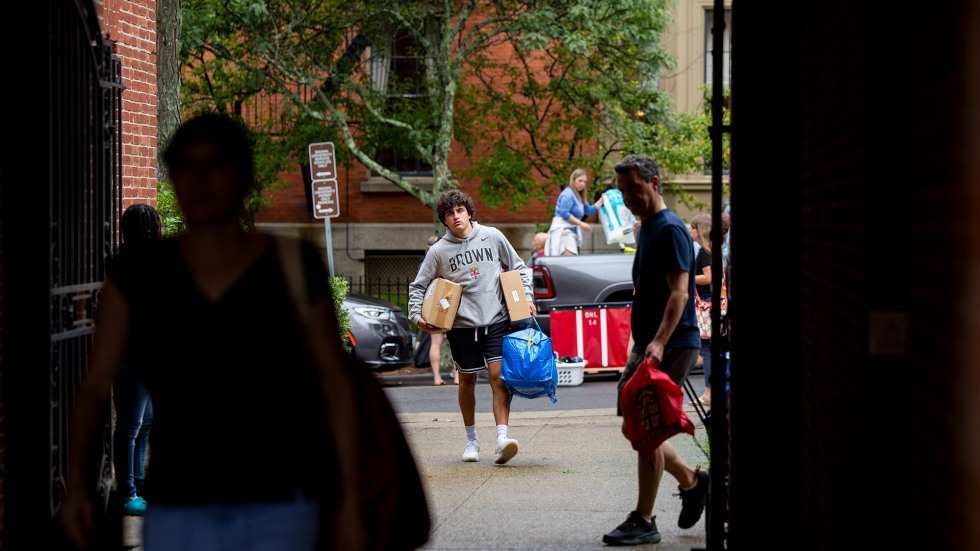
left=500, top=320, right=558, bottom=403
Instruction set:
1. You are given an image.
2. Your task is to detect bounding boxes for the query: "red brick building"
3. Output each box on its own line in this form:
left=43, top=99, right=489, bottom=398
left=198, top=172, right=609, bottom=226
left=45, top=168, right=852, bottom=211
left=99, top=0, right=160, bottom=207
left=250, top=20, right=618, bottom=283
left=7, top=2, right=980, bottom=550
left=253, top=146, right=616, bottom=285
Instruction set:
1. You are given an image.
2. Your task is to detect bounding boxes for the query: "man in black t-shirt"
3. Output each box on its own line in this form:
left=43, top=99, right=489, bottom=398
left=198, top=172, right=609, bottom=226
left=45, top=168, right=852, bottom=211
left=602, top=154, right=710, bottom=546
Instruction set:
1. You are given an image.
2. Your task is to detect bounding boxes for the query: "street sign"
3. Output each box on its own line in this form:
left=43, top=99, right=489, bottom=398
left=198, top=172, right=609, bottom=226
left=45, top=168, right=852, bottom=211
left=308, top=142, right=337, bottom=181
left=311, top=179, right=340, bottom=219
left=308, top=141, right=339, bottom=277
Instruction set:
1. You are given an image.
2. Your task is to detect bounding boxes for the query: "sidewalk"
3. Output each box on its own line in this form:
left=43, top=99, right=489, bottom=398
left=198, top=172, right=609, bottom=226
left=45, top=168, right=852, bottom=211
left=400, top=407, right=709, bottom=550
left=122, top=370, right=711, bottom=550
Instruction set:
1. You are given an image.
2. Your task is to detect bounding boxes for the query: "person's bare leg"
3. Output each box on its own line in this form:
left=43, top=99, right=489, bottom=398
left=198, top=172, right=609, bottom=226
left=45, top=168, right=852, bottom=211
left=636, top=446, right=665, bottom=519
left=487, top=359, right=510, bottom=426
left=661, top=440, right=697, bottom=488
left=429, top=332, right=445, bottom=385
left=487, top=359, right=519, bottom=463
left=458, top=371, right=477, bottom=427
left=458, top=369, right=481, bottom=461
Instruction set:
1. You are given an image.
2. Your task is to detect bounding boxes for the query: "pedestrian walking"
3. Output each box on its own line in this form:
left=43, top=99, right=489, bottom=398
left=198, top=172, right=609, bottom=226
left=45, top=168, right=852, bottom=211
left=418, top=235, right=449, bottom=386
left=112, top=203, right=162, bottom=517
left=58, top=112, right=377, bottom=551
left=602, top=153, right=708, bottom=546
left=408, top=189, right=535, bottom=465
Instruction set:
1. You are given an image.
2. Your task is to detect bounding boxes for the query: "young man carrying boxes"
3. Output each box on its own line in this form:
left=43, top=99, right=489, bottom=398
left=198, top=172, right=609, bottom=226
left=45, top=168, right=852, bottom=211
left=408, top=189, right=535, bottom=464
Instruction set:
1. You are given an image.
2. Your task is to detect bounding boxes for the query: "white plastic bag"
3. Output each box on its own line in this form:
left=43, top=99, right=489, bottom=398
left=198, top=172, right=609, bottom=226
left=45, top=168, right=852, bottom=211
left=598, top=189, right=637, bottom=245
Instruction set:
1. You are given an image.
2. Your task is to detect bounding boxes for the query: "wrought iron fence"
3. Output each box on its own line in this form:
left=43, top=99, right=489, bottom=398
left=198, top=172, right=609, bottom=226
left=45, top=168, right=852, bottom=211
left=343, top=276, right=414, bottom=318
left=48, top=0, right=124, bottom=517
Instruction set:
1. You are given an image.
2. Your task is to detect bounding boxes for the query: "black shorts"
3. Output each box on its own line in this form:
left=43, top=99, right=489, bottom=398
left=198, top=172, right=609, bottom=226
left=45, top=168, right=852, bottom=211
left=616, top=347, right=699, bottom=416
left=446, top=319, right=511, bottom=373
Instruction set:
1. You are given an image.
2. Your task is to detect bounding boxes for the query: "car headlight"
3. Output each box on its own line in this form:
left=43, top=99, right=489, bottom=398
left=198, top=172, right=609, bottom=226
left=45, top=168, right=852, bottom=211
left=353, top=306, right=393, bottom=320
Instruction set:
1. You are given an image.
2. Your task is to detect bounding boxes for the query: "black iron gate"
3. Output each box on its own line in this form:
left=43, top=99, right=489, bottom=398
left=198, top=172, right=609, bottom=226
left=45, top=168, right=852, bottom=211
left=0, top=0, right=130, bottom=548
left=47, top=0, right=124, bottom=521
left=1, top=1, right=124, bottom=544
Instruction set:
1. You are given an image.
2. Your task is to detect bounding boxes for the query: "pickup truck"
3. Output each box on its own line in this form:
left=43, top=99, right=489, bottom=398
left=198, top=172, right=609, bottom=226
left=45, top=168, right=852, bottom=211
left=530, top=252, right=635, bottom=336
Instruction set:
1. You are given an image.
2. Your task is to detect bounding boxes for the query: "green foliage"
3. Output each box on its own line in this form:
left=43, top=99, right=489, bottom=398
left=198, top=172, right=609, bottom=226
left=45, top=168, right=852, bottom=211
left=178, top=0, right=710, bottom=215
left=330, top=276, right=353, bottom=354
left=701, top=430, right=711, bottom=462
left=156, top=181, right=186, bottom=237
left=468, top=144, right=548, bottom=210
left=457, top=0, right=710, bottom=211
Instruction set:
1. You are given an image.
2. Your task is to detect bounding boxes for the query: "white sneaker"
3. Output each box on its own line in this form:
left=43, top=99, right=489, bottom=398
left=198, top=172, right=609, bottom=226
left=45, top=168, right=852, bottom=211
left=494, top=438, right=519, bottom=465
left=462, top=440, right=480, bottom=462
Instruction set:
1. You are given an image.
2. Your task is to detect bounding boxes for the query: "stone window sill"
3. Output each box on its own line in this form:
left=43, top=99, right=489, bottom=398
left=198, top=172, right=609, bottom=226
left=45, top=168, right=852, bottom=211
left=360, top=176, right=434, bottom=193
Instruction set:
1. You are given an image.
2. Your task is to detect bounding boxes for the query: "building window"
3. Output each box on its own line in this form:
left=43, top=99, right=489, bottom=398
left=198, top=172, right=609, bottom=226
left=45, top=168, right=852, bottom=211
left=388, top=33, right=427, bottom=99
left=370, top=32, right=433, bottom=178
left=704, top=8, right=732, bottom=88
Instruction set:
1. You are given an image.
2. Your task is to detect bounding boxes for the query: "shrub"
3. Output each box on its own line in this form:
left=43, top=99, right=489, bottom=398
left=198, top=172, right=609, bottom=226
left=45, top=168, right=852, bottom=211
left=330, top=276, right=353, bottom=354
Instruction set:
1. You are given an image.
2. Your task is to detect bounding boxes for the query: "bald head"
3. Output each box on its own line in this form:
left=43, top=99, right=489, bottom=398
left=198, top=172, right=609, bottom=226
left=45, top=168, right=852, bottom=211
left=532, top=232, right=547, bottom=253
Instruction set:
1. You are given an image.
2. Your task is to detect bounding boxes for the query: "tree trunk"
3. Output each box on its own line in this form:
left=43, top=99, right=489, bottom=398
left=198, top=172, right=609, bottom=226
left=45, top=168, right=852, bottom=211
left=429, top=79, right=456, bottom=217
left=156, top=0, right=182, bottom=182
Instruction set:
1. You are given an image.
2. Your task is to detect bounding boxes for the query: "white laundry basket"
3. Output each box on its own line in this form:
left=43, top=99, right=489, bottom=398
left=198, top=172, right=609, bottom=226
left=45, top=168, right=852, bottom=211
left=556, top=360, right=586, bottom=386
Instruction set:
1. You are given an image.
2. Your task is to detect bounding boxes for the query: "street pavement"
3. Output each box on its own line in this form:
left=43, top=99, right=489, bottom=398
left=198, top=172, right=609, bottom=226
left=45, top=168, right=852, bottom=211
left=122, top=369, right=711, bottom=550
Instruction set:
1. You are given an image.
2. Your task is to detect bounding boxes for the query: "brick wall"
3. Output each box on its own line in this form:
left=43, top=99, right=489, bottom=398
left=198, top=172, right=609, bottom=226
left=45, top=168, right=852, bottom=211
left=909, top=6, right=974, bottom=549
left=796, top=5, right=868, bottom=549
left=732, top=1, right=972, bottom=548
left=794, top=4, right=970, bottom=547
left=98, top=0, right=158, bottom=208
left=960, top=6, right=980, bottom=546
left=0, top=142, right=5, bottom=548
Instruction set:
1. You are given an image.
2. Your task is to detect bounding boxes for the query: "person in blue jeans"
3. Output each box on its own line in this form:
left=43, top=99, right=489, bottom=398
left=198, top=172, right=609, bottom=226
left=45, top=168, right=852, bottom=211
left=113, top=203, right=162, bottom=516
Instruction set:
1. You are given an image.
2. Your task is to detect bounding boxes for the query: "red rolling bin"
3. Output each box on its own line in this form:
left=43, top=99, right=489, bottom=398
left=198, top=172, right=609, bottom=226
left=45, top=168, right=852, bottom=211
left=548, top=303, right=632, bottom=372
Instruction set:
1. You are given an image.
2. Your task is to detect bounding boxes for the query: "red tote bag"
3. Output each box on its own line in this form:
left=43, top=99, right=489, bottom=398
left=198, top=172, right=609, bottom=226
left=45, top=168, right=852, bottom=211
left=620, top=358, right=695, bottom=461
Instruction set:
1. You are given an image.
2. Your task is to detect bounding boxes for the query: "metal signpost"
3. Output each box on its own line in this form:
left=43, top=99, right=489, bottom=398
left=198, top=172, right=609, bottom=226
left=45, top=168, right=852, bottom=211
left=308, top=142, right=340, bottom=276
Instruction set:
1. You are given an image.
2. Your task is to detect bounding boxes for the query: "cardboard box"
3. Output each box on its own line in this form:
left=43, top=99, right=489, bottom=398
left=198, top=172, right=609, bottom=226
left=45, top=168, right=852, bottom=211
left=499, top=270, right=532, bottom=323
left=421, top=278, right=462, bottom=330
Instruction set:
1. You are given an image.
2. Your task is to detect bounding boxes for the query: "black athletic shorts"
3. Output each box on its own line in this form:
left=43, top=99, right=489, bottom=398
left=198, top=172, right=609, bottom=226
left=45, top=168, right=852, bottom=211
left=445, top=319, right=511, bottom=373
left=616, top=347, right=699, bottom=416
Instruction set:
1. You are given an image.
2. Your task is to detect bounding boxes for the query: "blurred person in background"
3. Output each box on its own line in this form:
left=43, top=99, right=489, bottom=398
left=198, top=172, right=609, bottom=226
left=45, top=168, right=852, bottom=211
left=418, top=235, right=450, bottom=385
left=690, top=213, right=714, bottom=407
left=112, top=203, right=162, bottom=517
left=528, top=231, right=547, bottom=267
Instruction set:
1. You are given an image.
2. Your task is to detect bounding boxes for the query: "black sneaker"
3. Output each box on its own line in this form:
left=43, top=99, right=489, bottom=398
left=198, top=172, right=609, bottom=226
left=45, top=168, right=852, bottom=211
left=602, top=511, right=661, bottom=546
left=677, top=466, right=709, bottom=529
